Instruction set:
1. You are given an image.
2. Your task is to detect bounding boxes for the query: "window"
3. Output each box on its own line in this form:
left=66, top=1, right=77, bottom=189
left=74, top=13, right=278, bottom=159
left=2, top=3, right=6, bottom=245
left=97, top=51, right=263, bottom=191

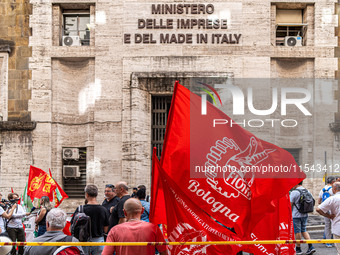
left=52, top=4, right=94, bottom=46
left=272, top=3, right=314, bottom=47
left=151, top=96, right=172, bottom=158
left=63, top=11, right=90, bottom=46
left=63, top=147, right=87, bottom=198
left=276, top=9, right=307, bottom=46
left=285, top=148, right=300, bottom=165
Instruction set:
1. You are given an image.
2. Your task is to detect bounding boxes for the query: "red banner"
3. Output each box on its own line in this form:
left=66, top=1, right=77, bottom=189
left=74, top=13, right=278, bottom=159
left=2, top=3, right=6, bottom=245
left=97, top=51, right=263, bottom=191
left=243, top=194, right=295, bottom=255
left=158, top=82, right=305, bottom=237
left=27, top=166, right=57, bottom=200
left=153, top=149, right=242, bottom=255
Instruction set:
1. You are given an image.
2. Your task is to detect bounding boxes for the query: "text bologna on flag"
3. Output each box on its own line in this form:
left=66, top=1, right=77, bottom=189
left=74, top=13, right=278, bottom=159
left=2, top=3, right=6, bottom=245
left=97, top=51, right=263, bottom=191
left=157, top=82, right=305, bottom=237
left=27, top=165, right=57, bottom=200
left=152, top=149, right=242, bottom=255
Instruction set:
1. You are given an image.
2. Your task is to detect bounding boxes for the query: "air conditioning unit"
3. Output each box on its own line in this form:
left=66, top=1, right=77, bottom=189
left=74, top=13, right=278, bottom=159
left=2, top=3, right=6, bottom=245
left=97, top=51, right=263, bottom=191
left=63, top=148, right=79, bottom=160
left=62, top=36, right=81, bottom=46
left=284, top=36, right=302, bottom=47
left=63, top=166, right=81, bottom=178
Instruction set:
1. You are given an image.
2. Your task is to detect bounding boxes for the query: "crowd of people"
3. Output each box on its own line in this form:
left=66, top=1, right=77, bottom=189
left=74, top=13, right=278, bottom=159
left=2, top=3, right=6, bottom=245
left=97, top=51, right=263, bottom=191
left=0, top=182, right=162, bottom=255
left=1, top=177, right=340, bottom=255
left=290, top=176, right=340, bottom=255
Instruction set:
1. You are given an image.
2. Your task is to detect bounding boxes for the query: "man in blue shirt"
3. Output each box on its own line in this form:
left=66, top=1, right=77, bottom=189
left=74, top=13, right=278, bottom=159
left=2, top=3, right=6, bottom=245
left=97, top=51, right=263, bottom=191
left=137, top=189, right=150, bottom=222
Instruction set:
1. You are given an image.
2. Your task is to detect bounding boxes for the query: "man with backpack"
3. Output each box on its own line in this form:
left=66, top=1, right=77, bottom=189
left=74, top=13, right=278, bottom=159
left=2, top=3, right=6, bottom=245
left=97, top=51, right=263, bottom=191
left=318, top=175, right=335, bottom=248
left=71, top=184, right=109, bottom=255
left=23, top=208, right=84, bottom=255
left=290, top=181, right=316, bottom=255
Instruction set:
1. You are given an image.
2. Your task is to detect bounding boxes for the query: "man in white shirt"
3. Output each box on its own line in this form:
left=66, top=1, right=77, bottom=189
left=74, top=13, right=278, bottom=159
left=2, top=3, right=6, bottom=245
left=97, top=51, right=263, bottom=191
left=317, top=182, right=340, bottom=255
left=6, top=193, right=30, bottom=255
left=318, top=176, right=336, bottom=248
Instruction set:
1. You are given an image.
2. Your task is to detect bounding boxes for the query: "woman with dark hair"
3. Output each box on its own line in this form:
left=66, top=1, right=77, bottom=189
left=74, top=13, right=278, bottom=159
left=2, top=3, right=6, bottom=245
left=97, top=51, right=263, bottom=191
left=35, top=196, right=52, bottom=236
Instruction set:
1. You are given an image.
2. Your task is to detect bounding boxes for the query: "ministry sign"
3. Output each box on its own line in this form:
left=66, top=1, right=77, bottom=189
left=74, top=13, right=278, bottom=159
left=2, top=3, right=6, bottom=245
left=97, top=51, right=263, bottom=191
left=123, top=3, right=242, bottom=44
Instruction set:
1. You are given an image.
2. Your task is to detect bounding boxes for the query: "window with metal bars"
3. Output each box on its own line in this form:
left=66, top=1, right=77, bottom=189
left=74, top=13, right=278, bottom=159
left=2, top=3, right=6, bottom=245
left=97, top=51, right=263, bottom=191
left=152, top=96, right=172, bottom=159
left=285, top=148, right=300, bottom=165
left=63, top=147, right=87, bottom=198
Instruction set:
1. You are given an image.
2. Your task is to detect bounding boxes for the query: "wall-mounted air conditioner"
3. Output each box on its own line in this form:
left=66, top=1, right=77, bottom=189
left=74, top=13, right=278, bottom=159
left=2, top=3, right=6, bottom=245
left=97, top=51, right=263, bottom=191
left=62, top=36, right=81, bottom=46
left=284, top=36, right=302, bottom=47
left=63, top=165, right=81, bottom=178
left=63, top=148, right=79, bottom=160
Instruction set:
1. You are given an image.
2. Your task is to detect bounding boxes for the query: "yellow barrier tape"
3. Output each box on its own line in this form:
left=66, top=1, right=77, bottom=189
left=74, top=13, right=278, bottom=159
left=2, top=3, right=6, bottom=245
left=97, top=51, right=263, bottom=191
left=0, top=240, right=339, bottom=246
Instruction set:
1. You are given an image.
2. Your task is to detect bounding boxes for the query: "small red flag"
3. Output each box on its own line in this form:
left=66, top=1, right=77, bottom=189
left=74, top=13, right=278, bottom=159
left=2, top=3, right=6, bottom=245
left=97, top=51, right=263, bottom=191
left=27, top=166, right=57, bottom=200
left=49, top=168, right=69, bottom=207
left=150, top=147, right=167, bottom=225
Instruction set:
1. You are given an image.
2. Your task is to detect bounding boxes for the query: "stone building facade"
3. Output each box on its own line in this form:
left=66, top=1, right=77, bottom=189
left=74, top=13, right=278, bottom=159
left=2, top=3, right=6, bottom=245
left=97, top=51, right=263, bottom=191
left=0, top=0, right=339, bottom=211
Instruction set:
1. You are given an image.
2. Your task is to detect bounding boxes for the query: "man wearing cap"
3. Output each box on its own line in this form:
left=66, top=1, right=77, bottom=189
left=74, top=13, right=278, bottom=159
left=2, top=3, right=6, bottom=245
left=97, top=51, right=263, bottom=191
left=102, top=184, right=120, bottom=216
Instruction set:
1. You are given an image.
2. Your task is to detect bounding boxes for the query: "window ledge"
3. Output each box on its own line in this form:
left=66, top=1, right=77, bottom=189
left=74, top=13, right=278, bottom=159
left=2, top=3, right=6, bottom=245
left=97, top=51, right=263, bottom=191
left=50, top=46, right=96, bottom=58
left=0, top=121, right=36, bottom=131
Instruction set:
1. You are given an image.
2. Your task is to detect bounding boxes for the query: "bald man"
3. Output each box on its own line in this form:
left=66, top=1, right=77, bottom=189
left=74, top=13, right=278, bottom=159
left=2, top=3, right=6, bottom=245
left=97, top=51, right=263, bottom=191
left=102, top=198, right=167, bottom=255
left=109, top=181, right=131, bottom=230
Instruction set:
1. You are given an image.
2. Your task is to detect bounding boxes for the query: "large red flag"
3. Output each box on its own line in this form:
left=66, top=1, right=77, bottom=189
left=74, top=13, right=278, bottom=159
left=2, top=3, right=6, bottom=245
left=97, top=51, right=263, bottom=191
left=153, top=149, right=242, bottom=255
left=27, top=166, right=57, bottom=200
left=159, top=82, right=305, bottom=237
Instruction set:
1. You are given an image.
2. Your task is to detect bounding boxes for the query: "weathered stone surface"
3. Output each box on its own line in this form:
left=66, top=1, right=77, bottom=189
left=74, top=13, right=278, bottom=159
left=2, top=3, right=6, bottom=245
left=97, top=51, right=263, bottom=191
left=0, top=0, right=339, bottom=212
left=0, top=121, right=36, bottom=131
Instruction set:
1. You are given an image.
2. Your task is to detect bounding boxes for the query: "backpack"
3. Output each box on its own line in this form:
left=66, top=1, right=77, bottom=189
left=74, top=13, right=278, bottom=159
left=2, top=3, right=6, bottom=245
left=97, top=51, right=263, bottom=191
left=52, top=236, right=82, bottom=255
left=294, top=188, right=315, bottom=213
left=322, top=186, right=332, bottom=202
left=71, top=205, right=91, bottom=242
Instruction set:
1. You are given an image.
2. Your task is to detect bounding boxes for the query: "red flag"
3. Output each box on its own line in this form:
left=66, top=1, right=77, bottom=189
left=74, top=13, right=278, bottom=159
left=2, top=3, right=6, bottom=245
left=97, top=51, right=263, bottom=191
left=159, top=82, right=305, bottom=237
left=49, top=169, right=69, bottom=207
left=150, top=148, right=167, bottom=225
left=11, top=187, right=14, bottom=193
left=153, top=150, right=242, bottom=255
left=243, top=194, right=295, bottom=255
left=27, top=166, right=57, bottom=200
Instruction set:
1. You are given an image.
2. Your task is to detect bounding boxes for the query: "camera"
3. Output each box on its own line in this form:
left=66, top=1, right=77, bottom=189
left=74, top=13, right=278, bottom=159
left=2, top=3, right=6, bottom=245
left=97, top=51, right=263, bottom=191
left=9, top=198, right=19, bottom=205
left=0, top=199, right=11, bottom=210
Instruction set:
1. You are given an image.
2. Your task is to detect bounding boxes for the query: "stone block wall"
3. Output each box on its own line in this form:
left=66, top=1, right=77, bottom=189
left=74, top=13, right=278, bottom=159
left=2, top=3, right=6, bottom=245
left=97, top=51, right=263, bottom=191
left=0, top=0, right=32, bottom=121
left=0, top=0, right=338, bottom=210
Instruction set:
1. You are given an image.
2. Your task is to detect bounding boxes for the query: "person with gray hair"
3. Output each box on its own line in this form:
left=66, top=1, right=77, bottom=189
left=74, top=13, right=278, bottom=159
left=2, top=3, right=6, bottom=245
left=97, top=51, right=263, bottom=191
left=318, top=175, right=336, bottom=248
left=23, top=208, right=84, bottom=255
left=71, top=184, right=109, bottom=255
left=317, top=182, right=340, bottom=255
left=109, top=181, right=131, bottom=230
